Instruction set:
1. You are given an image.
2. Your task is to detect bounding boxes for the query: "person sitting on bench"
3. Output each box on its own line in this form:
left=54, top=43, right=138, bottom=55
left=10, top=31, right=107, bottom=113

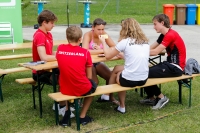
left=99, top=18, right=150, bottom=114
left=56, top=26, right=97, bottom=127
left=32, top=10, right=69, bottom=116
left=140, top=14, right=186, bottom=109
left=82, top=18, right=119, bottom=105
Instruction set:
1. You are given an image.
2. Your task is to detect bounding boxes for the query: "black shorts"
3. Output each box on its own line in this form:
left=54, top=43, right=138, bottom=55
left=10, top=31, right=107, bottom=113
left=82, top=79, right=97, bottom=96
left=119, top=73, right=147, bottom=87
left=93, top=62, right=101, bottom=68
left=32, top=68, right=60, bottom=85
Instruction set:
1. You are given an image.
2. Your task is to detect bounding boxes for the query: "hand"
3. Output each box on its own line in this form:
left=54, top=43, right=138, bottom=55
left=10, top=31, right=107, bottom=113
left=98, top=35, right=106, bottom=44
left=93, top=44, right=101, bottom=50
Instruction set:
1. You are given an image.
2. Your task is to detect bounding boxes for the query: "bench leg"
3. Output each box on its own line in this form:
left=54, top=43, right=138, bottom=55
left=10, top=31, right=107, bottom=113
left=140, top=88, right=143, bottom=97
left=0, top=74, right=6, bottom=102
left=178, top=81, right=182, bottom=104
left=0, top=80, right=3, bottom=102
left=74, top=99, right=80, bottom=131
left=178, top=78, right=192, bottom=107
left=54, top=101, right=59, bottom=125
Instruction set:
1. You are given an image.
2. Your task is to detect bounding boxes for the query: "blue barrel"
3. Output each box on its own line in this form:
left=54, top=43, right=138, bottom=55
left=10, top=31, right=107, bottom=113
left=38, top=3, right=44, bottom=15
left=83, top=3, right=90, bottom=26
left=186, top=4, right=197, bottom=25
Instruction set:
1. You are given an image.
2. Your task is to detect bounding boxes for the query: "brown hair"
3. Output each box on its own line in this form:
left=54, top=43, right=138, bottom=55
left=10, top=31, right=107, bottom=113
left=152, top=14, right=171, bottom=28
left=37, top=10, right=57, bottom=26
left=119, top=18, right=149, bottom=44
left=66, top=26, right=82, bottom=43
left=93, top=18, right=107, bottom=27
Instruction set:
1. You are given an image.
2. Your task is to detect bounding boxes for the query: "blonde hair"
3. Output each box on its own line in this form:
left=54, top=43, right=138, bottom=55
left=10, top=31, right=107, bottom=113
left=119, top=18, right=148, bottom=44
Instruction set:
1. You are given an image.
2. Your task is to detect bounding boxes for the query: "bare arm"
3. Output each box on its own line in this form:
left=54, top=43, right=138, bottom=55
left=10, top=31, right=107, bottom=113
left=99, top=36, right=119, bottom=59
left=150, top=41, right=159, bottom=49
left=86, top=67, right=92, bottom=79
left=105, top=33, right=116, bottom=47
left=37, top=46, right=56, bottom=61
left=150, top=44, right=166, bottom=56
left=82, top=32, right=104, bottom=54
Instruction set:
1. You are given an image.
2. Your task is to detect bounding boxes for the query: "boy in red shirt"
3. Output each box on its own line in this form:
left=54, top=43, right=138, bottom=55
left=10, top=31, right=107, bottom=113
left=56, top=26, right=97, bottom=126
left=32, top=10, right=67, bottom=115
left=32, top=9, right=58, bottom=85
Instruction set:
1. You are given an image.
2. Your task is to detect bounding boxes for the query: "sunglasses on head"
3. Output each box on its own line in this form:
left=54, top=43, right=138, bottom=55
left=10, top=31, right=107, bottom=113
left=94, top=21, right=106, bottom=25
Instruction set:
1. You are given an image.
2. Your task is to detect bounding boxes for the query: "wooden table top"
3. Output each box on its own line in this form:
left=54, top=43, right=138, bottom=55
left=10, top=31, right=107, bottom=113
left=18, top=55, right=119, bottom=71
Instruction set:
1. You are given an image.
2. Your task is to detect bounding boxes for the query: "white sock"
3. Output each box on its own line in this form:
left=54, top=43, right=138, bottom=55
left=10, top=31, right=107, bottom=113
left=117, top=106, right=125, bottom=113
left=161, top=96, right=165, bottom=99
left=101, top=94, right=109, bottom=100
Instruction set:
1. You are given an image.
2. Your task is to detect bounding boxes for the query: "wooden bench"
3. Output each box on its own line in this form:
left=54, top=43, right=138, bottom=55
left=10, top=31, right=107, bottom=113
left=0, top=40, right=68, bottom=102
left=15, top=78, right=39, bottom=109
left=15, top=77, right=53, bottom=117
left=48, top=74, right=200, bottom=131
left=0, top=67, right=30, bottom=102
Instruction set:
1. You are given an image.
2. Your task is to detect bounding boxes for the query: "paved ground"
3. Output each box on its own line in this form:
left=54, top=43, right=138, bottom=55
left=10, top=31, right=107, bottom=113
left=23, top=24, right=200, bottom=63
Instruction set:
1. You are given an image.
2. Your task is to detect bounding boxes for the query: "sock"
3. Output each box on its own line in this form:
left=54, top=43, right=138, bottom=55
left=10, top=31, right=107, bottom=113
left=161, top=96, right=165, bottom=99
left=101, top=94, right=109, bottom=100
left=117, top=106, right=125, bottom=113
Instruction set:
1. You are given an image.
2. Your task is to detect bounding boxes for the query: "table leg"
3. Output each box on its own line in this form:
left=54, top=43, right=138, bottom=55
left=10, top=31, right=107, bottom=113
left=52, top=69, right=59, bottom=124
left=52, top=68, right=57, bottom=93
left=36, top=73, right=43, bottom=118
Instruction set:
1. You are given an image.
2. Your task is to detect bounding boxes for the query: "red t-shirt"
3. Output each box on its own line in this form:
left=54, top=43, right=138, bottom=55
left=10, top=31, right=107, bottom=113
left=32, top=29, right=53, bottom=73
left=56, top=44, right=93, bottom=96
left=157, top=29, right=186, bottom=70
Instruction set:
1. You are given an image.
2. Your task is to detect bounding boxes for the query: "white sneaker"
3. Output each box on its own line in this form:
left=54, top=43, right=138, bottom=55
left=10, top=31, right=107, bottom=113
left=52, top=103, right=59, bottom=110
left=70, top=112, right=75, bottom=118
left=59, top=106, right=66, bottom=116
left=70, top=107, right=75, bottom=112
left=52, top=104, right=75, bottom=112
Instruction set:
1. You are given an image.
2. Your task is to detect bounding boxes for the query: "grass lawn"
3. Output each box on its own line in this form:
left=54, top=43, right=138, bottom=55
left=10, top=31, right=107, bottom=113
left=22, top=0, right=200, bottom=26
left=1, top=0, right=200, bottom=132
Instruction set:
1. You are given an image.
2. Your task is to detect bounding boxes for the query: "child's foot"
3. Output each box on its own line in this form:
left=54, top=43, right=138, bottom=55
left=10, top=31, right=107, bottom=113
left=80, top=115, right=94, bottom=125
left=114, top=106, right=126, bottom=114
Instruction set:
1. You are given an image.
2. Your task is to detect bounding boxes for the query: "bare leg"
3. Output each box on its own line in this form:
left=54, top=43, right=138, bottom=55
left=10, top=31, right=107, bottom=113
left=96, top=63, right=111, bottom=85
left=92, top=66, right=99, bottom=85
left=96, top=63, right=113, bottom=100
left=115, top=69, right=126, bottom=108
left=80, top=97, right=93, bottom=118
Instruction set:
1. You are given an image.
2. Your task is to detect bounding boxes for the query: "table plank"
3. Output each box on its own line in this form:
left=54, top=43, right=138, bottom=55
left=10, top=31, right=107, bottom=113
left=18, top=55, right=119, bottom=71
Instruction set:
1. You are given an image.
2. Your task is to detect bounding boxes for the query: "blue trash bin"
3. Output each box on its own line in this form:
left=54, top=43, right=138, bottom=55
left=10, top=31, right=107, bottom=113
left=186, top=4, right=197, bottom=25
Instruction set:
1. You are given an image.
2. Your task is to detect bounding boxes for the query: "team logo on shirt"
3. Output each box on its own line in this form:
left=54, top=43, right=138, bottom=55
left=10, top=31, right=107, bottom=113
left=58, top=51, right=84, bottom=56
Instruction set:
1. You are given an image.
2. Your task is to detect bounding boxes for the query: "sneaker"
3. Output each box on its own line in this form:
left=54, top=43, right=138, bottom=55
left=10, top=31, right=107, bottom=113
left=52, top=104, right=75, bottom=116
left=152, top=96, right=169, bottom=110
left=70, top=112, right=75, bottom=118
left=140, top=97, right=156, bottom=105
left=59, top=107, right=75, bottom=118
left=70, top=107, right=75, bottom=112
left=59, top=111, right=70, bottom=127
left=80, top=115, right=94, bottom=125
left=52, top=103, right=59, bottom=110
